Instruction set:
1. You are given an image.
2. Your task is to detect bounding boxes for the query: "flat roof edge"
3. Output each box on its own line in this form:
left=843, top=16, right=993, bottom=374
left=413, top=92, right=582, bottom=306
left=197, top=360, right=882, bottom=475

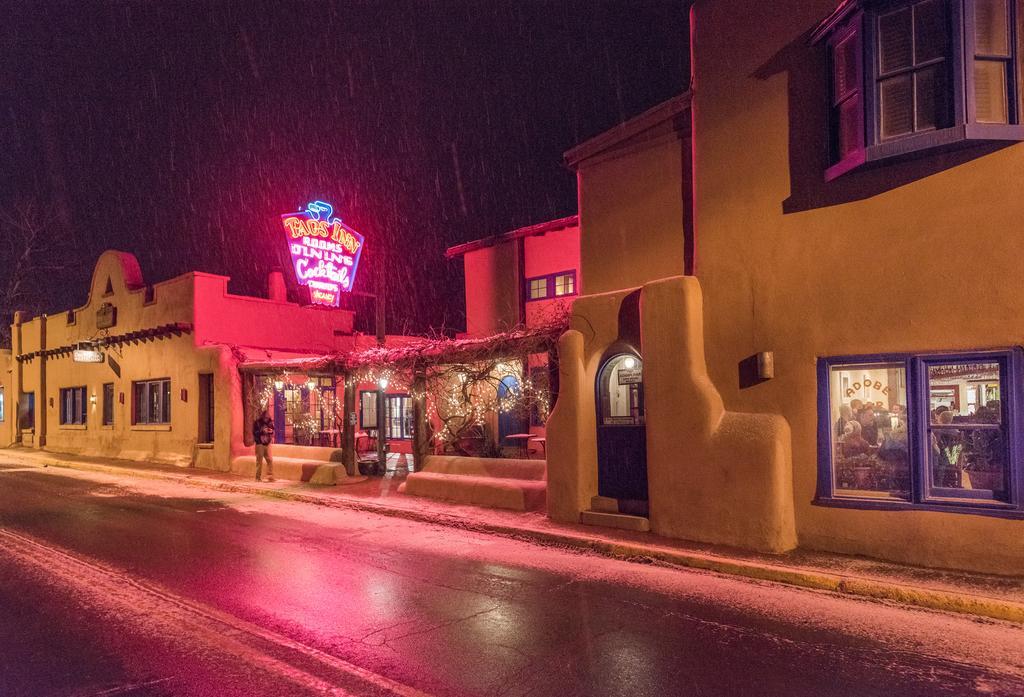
left=445, top=214, right=579, bottom=259
left=563, top=92, right=692, bottom=170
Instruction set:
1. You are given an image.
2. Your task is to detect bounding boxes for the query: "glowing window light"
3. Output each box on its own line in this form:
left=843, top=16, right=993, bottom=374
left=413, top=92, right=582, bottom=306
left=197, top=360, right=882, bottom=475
left=280, top=200, right=365, bottom=307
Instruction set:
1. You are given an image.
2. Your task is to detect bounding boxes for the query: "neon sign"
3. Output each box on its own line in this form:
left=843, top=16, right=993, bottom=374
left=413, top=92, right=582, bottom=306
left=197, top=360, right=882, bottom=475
left=281, top=200, right=364, bottom=307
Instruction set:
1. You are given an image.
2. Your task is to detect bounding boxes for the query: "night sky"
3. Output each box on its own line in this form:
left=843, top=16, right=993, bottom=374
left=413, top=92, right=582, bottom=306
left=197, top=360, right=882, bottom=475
left=1, top=1, right=689, bottom=336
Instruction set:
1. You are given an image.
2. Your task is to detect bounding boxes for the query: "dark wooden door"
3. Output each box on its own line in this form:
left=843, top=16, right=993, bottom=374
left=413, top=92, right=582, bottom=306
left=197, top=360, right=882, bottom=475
left=596, top=353, right=648, bottom=504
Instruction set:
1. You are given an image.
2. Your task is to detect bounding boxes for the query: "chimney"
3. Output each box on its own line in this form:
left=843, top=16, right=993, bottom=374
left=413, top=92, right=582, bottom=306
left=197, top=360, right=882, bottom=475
left=267, top=270, right=287, bottom=302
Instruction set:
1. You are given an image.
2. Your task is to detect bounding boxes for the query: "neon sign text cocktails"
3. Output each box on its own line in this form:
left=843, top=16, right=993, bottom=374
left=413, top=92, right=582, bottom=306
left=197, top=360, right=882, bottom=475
left=280, top=200, right=365, bottom=307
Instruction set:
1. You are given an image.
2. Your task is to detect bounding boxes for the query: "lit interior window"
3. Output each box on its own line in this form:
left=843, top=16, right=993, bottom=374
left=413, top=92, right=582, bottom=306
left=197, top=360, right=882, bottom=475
left=529, top=278, right=548, bottom=300
left=554, top=273, right=575, bottom=296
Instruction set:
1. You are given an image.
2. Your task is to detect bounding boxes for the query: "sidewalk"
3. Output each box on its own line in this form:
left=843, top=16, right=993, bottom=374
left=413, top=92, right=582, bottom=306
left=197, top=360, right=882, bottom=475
left=4, top=446, right=1023, bottom=625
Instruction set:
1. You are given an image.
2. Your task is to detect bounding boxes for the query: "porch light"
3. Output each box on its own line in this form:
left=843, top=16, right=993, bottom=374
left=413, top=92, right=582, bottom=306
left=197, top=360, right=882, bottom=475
left=624, top=356, right=636, bottom=370
left=89, top=393, right=97, bottom=405
left=306, top=379, right=317, bottom=391
left=378, top=377, right=389, bottom=390
left=273, top=379, right=285, bottom=391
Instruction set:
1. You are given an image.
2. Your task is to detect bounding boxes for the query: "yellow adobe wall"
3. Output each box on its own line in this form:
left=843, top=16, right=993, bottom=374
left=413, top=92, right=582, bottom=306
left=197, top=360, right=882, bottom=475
left=11, top=251, right=239, bottom=469
left=548, top=277, right=796, bottom=552
left=578, top=131, right=688, bottom=295
left=690, top=0, right=1024, bottom=572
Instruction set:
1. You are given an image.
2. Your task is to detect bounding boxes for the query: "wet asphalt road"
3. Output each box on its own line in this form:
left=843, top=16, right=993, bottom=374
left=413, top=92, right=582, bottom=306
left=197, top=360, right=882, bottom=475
left=1, top=460, right=1023, bottom=697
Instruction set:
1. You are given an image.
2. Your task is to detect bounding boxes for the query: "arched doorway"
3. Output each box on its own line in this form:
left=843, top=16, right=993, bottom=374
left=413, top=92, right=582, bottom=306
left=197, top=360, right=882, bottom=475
left=596, top=350, right=648, bottom=514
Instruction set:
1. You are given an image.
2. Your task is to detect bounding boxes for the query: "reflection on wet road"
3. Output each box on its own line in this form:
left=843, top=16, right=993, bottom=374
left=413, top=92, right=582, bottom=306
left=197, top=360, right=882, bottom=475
left=1, top=460, right=1023, bottom=697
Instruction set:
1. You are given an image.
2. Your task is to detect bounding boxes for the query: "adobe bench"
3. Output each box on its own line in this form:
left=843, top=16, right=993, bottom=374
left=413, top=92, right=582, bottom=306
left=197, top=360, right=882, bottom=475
left=231, top=444, right=357, bottom=485
left=399, top=455, right=546, bottom=511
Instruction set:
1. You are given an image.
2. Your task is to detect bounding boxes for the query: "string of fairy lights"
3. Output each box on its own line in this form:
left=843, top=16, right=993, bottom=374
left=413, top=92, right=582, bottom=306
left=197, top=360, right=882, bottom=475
left=250, top=358, right=552, bottom=448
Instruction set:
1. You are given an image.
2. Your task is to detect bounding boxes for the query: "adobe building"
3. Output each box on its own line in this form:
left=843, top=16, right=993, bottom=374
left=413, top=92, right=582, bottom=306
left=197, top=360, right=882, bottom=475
left=446, top=216, right=580, bottom=457
left=2, top=250, right=403, bottom=482
left=547, top=0, right=1024, bottom=575
left=447, top=215, right=580, bottom=337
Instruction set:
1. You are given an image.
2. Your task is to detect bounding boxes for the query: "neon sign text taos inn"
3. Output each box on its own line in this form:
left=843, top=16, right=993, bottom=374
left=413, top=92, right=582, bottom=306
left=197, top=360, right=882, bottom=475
left=281, top=200, right=365, bottom=307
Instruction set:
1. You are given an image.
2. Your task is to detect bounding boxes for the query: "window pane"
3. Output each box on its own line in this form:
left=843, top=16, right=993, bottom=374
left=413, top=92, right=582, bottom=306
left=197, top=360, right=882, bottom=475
left=529, top=278, right=547, bottom=300
left=975, top=0, right=1010, bottom=56
left=927, top=362, right=1007, bottom=501
left=929, top=427, right=1009, bottom=500
left=834, top=33, right=860, bottom=101
left=361, top=392, right=377, bottom=428
left=975, top=59, right=1010, bottom=122
left=103, top=384, right=114, bottom=425
left=600, top=355, right=644, bottom=426
left=836, top=95, right=863, bottom=159
left=403, top=399, right=414, bottom=438
left=915, top=0, right=949, bottom=63
left=915, top=64, right=950, bottom=130
left=829, top=363, right=910, bottom=500
left=554, top=273, right=574, bottom=296
left=879, top=8, right=913, bottom=73
left=880, top=75, right=915, bottom=138
left=928, top=362, right=1001, bottom=423
left=134, top=383, right=143, bottom=423
left=150, top=384, right=161, bottom=423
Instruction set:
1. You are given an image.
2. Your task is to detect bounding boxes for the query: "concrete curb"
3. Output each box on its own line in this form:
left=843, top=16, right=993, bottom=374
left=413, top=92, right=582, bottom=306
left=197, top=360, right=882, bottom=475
left=8, top=450, right=1024, bottom=626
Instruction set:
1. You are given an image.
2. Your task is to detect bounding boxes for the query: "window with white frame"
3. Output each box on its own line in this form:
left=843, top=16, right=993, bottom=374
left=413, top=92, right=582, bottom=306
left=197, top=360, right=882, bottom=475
left=360, top=390, right=378, bottom=429
left=385, top=395, right=414, bottom=439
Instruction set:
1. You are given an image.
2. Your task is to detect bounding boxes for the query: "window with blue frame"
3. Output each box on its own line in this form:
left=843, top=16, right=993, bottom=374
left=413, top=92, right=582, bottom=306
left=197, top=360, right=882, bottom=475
left=817, top=0, right=1024, bottom=180
left=817, top=349, right=1022, bottom=516
left=525, top=271, right=577, bottom=302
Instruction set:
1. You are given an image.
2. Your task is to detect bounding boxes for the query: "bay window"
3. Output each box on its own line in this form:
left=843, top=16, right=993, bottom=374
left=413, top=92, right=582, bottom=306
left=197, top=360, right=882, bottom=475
left=817, top=350, right=1022, bottom=516
left=816, top=0, right=1024, bottom=180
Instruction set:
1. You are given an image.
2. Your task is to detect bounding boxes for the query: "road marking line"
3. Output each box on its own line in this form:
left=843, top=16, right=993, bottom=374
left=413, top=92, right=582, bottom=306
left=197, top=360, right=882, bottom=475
left=89, top=676, right=175, bottom=695
left=0, top=528, right=434, bottom=697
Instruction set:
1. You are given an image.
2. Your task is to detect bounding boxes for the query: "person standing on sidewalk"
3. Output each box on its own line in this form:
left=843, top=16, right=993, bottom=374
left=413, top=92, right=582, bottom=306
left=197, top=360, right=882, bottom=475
left=253, top=409, right=275, bottom=482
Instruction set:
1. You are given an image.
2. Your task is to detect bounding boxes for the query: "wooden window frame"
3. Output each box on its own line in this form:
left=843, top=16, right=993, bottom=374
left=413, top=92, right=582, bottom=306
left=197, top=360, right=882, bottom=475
left=132, top=378, right=171, bottom=425
left=525, top=270, right=578, bottom=303
left=59, top=386, right=87, bottom=426
left=822, top=0, right=1024, bottom=181
left=102, top=382, right=114, bottom=426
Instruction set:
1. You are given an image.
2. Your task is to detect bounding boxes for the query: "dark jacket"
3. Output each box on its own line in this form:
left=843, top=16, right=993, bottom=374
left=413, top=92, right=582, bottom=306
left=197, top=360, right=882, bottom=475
left=253, top=415, right=275, bottom=446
